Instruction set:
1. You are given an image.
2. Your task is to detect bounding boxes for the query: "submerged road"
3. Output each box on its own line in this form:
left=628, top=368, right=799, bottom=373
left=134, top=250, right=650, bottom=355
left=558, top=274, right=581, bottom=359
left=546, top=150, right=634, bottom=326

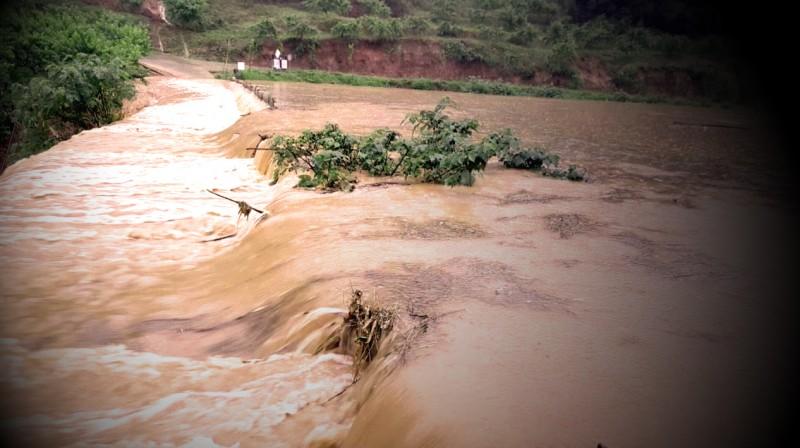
left=1, top=53, right=796, bottom=447
left=0, top=67, right=356, bottom=447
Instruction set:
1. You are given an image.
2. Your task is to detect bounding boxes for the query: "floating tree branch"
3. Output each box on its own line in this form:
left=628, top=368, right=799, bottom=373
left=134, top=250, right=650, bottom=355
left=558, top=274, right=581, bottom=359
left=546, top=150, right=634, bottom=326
left=206, top=189, right=264, bottom=221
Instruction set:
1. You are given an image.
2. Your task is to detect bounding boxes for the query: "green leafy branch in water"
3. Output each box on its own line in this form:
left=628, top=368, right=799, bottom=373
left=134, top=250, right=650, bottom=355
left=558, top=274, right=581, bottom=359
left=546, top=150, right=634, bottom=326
left=270, top=123, right=360, bottom=191
left=357, top=129, right=400, bottom=176
left=398, top=97, right=495, bottom=186
left=485, top=127, right=587, bottom=181
left=542, top=164, right=588, bottom=181
left=269, top=97, right=587, bottom=191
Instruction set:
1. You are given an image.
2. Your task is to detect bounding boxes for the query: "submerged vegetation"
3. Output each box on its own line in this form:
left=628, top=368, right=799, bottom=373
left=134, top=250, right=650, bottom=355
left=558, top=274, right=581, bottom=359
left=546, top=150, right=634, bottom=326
left=342, top=289, right=396, bottom=377
left=0, top=2, right=150, bottom=170
left=269, top=98, right=586, bottom=191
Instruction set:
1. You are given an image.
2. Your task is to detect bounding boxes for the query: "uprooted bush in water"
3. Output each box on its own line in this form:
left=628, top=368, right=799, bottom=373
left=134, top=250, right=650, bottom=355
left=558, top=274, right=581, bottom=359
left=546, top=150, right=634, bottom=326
left=269, top=98, right=587, bottom=191
left=341, top=289, right=396, bottom=377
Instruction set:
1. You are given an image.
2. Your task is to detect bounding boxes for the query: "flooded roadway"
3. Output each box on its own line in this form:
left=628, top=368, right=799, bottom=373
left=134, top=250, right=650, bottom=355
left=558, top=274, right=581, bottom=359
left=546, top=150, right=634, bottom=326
left=0, top=77, right=355, bottom=446
left=1, top=63, right=796, bottom=447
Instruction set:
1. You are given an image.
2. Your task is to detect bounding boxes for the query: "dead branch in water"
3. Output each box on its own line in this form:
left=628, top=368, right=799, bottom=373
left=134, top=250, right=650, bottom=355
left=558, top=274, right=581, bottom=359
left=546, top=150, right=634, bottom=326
left=200, top=233, right=237, bottom=243
left=206, top=189, right=264, bottom=221
left=244, top=133, right=274, bottom=153
left=342, top=289, right=396, bottom=378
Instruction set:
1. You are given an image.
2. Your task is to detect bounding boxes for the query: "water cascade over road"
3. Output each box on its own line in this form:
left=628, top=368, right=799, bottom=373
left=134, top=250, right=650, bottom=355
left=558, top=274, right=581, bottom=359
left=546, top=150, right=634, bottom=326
left=1, top=61, right=794, bottom=447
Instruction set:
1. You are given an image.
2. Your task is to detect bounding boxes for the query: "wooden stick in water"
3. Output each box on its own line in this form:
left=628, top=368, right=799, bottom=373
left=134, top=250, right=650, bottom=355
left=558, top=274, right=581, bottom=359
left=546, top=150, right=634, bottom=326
left=206, top=189, right=264, bottom=214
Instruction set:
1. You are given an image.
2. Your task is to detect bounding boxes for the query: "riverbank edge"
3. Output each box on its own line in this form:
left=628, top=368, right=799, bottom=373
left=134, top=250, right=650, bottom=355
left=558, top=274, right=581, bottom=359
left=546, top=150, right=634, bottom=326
left=214, top=68, right=723, bottom=107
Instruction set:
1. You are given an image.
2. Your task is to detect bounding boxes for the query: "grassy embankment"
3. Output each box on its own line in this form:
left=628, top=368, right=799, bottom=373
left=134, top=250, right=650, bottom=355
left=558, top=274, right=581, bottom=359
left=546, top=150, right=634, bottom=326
left=217, top=68, right=709, bottom=106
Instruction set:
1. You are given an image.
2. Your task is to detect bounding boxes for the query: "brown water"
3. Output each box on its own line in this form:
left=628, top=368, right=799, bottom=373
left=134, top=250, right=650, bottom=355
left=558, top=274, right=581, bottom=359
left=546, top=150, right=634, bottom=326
left=1, top=75, right=794, bottom=447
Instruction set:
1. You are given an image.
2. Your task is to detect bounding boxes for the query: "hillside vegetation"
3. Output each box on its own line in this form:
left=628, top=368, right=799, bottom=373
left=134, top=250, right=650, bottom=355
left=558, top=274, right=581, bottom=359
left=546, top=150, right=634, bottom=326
left=0, top=0, right=741, bottom=169
left=150, top=0, right=738, bottom=101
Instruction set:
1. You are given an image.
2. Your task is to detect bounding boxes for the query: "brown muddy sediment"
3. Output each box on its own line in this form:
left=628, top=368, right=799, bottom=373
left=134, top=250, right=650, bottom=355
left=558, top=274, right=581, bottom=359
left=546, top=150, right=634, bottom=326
left=211, top=82, right=794, bottom=447
left=1, top=73, right=794, bottom=447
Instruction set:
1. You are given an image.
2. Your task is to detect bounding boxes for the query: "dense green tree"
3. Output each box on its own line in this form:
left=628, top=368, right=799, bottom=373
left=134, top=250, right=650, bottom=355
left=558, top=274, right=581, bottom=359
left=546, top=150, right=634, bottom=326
left=253, top=18, right=278, bottom=41
left=331, top=20, right=360, bottom=43
left=359, top=0, right=391, bottom=17
left=358, top=16, right=403, bottom=42
left=0, top=3, right=150, bottom=168
left=164, top=0, right=208, bottom=29
left=303, top=0, right=352, bottom=15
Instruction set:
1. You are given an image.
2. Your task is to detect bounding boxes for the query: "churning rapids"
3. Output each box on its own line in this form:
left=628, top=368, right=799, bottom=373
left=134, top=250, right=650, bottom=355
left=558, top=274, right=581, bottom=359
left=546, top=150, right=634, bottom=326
left=0, top=56, right=795, bottom=447
left=0, top=78, right=356, bottom=446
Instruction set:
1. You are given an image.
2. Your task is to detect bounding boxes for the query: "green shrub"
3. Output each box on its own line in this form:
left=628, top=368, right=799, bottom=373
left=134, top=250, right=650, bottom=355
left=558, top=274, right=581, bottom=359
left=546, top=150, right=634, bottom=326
left=357, top=129, right=400, bottom=175
left=293, top=37, right=321, bottom=57
left=270, top=123, right=359, bottom=190
left=22, top=55, right=136, bottom=128
left=398, top=98, right=494, bottom=186
left=486, top=128, right=586, bottom=180
left=253, top=18, right=278, bottom=41
left=494, top=49, right=536, bottom=77
left=268, top=100, right=586, bottom=190
left=508, top=25, right=537, bottom=46
left=545, top=40, right=577, bottom=77
left=477, top=25, right=504, bottom=41
left=331, top=20, right=360, bottom=43
left=516, top=0, right=559, bottom=24
left=164, top=0, right=208, bottom=30
left=431, top=0, right=457, bottom=22
left=401, top=17, right=431, bottom=34
left=485, top=129, right=559, bottom=169
left=286, top=17, right=319, bottom=40
left=436, top=21, right=463, bottom=37
left=359, top=0, right=391, bottom=17
left=358, top=16, right=403, bottom=42
left=542, top=20, right=570, bottom=45
left=442, top=41, right=483, bottom=64
left=572, top=17, right=615, bottom=49
left=542, top=164, right=587, bottom=181
left=1, top=3, right=149, bottom=167
left=303, top=0, right=352, bottom=15
left=498, top=6, right=527, bottom=30
left=284, top=17, right=320, bottom=56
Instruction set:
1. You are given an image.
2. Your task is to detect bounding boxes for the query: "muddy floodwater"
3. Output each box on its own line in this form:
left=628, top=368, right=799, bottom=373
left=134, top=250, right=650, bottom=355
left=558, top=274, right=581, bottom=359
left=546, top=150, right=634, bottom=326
left=0, top=62, right=795, bottom=447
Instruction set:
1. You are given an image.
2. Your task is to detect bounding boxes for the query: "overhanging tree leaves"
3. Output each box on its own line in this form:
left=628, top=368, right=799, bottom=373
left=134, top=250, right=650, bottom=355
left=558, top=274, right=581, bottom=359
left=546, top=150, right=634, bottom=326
left=1, top=3, right=150, bottom=169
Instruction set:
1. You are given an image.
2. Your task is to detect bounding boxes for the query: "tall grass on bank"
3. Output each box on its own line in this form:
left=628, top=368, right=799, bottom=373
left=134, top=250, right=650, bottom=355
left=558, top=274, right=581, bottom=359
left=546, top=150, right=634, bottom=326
left=217, top=68, right=707, bottom=106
